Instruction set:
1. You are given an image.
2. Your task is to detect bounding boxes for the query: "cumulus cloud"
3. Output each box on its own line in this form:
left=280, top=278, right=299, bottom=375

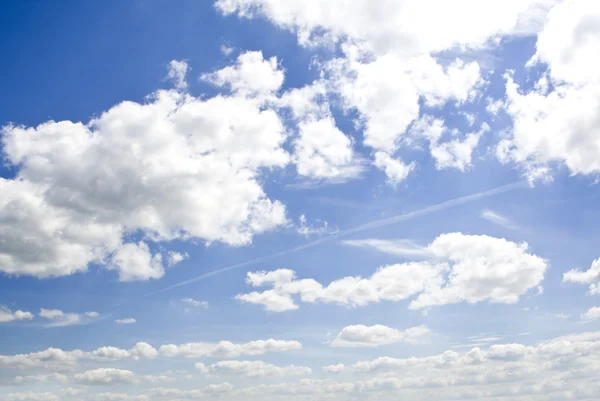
left=497, top=0, right=600, bottom=181
left=563, top=258, right=600, bottom=295
left=0, top=307, right=33, bottom=323
left=181, top=298, right=209, bottom=309
left=73, top=368, right=136, bottom=385
left=167, top=60, right=189, bottom=90
left=331, top=325, right=431, bottom=348
left=158, top=339, right=302, bottom=358
left=581, top=307, right=600, bottom=321
left=237, top=233, right=547, bottom=311
left=322, top=364, right=345, bottom=373
left=38, top=309, right=99, bottom=327
left=208, top=360, right=312, bottom=378
left=0, top=52, right=290, bottom=280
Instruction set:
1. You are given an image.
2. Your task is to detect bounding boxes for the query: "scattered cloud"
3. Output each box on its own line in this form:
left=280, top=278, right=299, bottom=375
left=480, top=209, right=517, bottom=229
left=114, top=318, right=136, bottom=325
left=38, top=309, right=99, bottom=328
left=563, top=258, right=600, bottom=295
left=0, top=307, right=33, bottom=323
left=331, top=325, right=431, bottom=348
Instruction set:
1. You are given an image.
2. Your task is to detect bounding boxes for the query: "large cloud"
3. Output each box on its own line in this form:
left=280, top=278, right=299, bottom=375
left=497, top=0, right=600, bottom=180
left=236, top=233, right=547, bottom=311
left=0, top=53, right=289, bottom=280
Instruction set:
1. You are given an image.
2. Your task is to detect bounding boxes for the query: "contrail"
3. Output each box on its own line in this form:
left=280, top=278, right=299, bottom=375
left=149, top=181, right=527, bottom=295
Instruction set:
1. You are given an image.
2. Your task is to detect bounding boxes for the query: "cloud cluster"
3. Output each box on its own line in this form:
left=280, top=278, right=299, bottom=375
left=237, top=233, right=547, bottom=311
left=0, top=306, right=33, bottom=323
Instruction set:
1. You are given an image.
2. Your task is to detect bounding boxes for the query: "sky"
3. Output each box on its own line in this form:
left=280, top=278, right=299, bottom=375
left=1, top=0, right=600, bottom=400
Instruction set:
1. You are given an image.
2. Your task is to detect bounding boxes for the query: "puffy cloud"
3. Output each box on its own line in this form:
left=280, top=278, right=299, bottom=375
left=372, top=152, right=415, bottom=184
left=12, top=373, right=68, bottom=385
left=0, top=307, right=33, bottom=323
left=209, top=360, right=312, bottom=378
left=0, top=52, right=289, bottom=280
left=322, top=364, right=345, bottom=373
left=215, top=0, right=555, bottom=57
left=581, top=307, right=600, bottom=321
left=114, top=318, right=136, bottom=325
left=563, top=258, right=600, bottom=295
left=73, top=368, right=136, bottom=385
left=107, top=242, right=165, bottom=282
left=331, top=325, right=430, bottom=348
left=38, top=309, right=99, bottom=327
left=497, top=0, right=600, bottom=180
left=202, top=50, right=283, bottom=98
left=166, top=251, right=187, bottom=268
left=293, top=117, right=364, bottom=182
left=158, top=339, right=302, bottom=358
left=237, top=233, right=547, bottom=311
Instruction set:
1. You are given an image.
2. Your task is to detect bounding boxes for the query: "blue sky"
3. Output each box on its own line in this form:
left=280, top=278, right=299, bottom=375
left=2, top=1, right=600, bottom=400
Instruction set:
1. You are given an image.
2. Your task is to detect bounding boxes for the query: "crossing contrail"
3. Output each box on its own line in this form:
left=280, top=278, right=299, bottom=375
left=149, top=181, right=528, bottom=295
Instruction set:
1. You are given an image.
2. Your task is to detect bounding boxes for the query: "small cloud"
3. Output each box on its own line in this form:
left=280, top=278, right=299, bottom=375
left=220, top=45, right=235, bottom=56
left=39, top=308, right=99, bottom=327
left=341, top=238, right=430, bottom=258
left=167, top=60, right=189, bottom=90
left=115, top=318, right=137, bottom=325
left=581, top=307, right=600, bottom=321
left=182, top=298, right=209, bottom=309
left=168, top=251, right=188, bottom=268
left=295, top=215, right=337, bottom=237
left=0, top=306, right=33, bottom=323
left=480, top=209, right=517, bottom=229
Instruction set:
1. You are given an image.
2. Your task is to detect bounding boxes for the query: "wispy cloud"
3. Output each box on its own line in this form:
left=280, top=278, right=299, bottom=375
left=115, top=318, right=136, bottom=324
left=341, top=239, right=430, bottom=258
left=480, top=209, right=517, bottom=229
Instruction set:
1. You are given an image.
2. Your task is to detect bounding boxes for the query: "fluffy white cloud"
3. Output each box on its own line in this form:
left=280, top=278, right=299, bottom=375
left=497, top=0, right=600, bottom=180
left=38, top=309, right=99, bottom=327
left=166, top=251, right=187, bottom=268
left=107, top=242, right=164, bottom=282
left=372, top=152, right=415, bottom=184
left=0, top=52, right=290, bottom=280
left=73, top=368, right=136, bottom=385
left=216, top=0, right=555, bottom=56
left=293, top=117, right=364, bottom=182
left=114, top=318, right=136, bottom=325
left=0, top=307, right=33, bottom=323
left=158, top=339, right=302, bottom=358
left=581, top=307, right=600, bottom=321
left=563, top=258, right=600, bottom=295
left=209, top=360, right=312, bottom=378
left=322, top=364, right=345, bottom=373
left=202, top=50, right=283, bottom=98
left=12, top=373, right=68, bottom=385
left=331, top=325, right=430, bottom=348
left=237, top=233, right=547, bottom=311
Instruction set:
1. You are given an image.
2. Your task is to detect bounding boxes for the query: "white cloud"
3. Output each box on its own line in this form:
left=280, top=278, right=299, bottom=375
left=158, top=339, right=302, bottom=358
left=73, top=368, right=136, bottom=385
left=497, top=0, right=600, bottom=180
left=12, top=373, right=68, bottom=385
left=107, top=242, right=165, bottom=282
left=237, top=233, right=547, bottom=311
left=293, top=117, right=364, bottom=182
left=480, top=209, right=517, bottom=229
left=38, top=309, right=99, bottom=327
left=373, top=152, right=415, bottom=184
left=341, top=239, right=430, bottom=258
left=220, top=44, right=235, bottom=56
left=581, top=307, right=600, bottom=321
left=2, top=393, right=60, bottom=401
left=331, top=325, right=430, bottom=348
left=295, top=215, right=333, bottom=237
left=563, top=258, right=600, bottom=295
left=167, top=251, right=187, bottom=268
left=209, top=360, right=312, bottom=378
left=322, top=364, right=345, bottom=373
left=0, top=306, right=33, bottom=323
left=202, top=50, right=284, bottom=98
left=167, top=60, right=189, bottom=90
left=181, top=298, right=209, bottom=309
left=0, top=53, right=290, bottom=280
left=114, top=318, right=136, bottom=325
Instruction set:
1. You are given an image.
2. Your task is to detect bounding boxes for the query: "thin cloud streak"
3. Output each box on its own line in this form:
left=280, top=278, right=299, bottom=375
left=149, top=181, right=528, bottom=295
